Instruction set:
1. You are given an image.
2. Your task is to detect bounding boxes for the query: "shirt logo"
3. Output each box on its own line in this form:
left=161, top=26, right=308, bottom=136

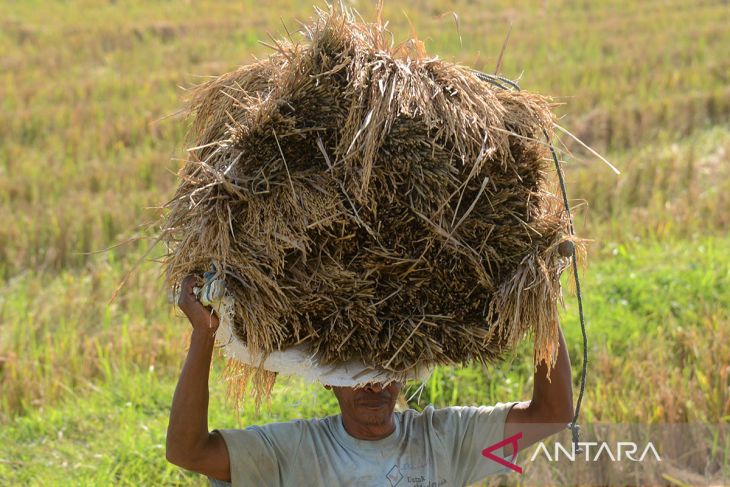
left=481, top=432, right=523, bottom=474
left=385, top=464, right=404, bottom=486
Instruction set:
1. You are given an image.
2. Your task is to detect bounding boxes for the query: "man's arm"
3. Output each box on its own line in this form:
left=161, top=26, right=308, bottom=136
left=503, top=322, right=574, bottom=456
left=166, top=275, right=231, bottom=481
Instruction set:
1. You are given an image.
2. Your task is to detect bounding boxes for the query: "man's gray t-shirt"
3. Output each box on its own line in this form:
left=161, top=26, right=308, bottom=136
left=208, top=401, right=519, bottom=487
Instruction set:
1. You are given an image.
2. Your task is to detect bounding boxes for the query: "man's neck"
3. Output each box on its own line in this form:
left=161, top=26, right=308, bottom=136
left=341, top=412, right=396, bottom=440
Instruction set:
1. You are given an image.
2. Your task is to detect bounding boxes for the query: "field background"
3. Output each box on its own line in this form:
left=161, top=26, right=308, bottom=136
left=1, top=0, right=729, bottom=485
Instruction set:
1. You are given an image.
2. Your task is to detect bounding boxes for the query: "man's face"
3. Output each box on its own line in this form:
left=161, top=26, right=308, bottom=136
left=328, top=381, right=403, bottom=426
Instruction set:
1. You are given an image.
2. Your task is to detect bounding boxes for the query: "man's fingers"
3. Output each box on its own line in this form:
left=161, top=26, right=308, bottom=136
left=177, top=274, right=220, bottom=330
left=178, top=276, right=198, bottom=304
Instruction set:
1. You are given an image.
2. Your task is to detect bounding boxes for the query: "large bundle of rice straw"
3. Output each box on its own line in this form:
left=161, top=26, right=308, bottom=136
left=161, top=2, right=583, bottom=403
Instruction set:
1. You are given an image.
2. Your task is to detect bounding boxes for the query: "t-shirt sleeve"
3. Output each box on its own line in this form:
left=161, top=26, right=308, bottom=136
left=209, top=426, right=283, bottom=487
left=432, top=401, right=520, bottom=486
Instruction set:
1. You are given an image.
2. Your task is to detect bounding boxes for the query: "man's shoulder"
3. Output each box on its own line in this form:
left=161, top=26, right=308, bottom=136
left=277, top=414, right=339, bottom=428
left=216, top=414, right=339, bottom=459
left=398, top=404, right=461, bottom=429
left=228, top=414, right=337, bottom=438
left=399, top=403, right=515, bottom=430
left=399, top=404, right=477, bottom=419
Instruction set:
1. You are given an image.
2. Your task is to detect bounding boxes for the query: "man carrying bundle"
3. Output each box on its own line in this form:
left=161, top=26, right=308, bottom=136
left=165, top=275, right=574, bottom=486
left=162, top=4, right=585, bottom=485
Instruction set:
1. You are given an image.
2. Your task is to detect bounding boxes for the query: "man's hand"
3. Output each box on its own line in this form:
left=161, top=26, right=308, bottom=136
left=166, top=274, right=231, bottom=482
left=177, top=275, right=220, bottom=332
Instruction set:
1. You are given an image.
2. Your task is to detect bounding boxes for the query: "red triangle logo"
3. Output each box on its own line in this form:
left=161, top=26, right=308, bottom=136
left=481, top=432, right=523, bottom=474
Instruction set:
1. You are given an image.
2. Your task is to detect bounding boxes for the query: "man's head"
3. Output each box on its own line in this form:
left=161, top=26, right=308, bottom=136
left=325, top=381, right=403, bottom=431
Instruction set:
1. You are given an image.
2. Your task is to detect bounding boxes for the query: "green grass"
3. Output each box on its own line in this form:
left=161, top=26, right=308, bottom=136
left=0, top=354, right=344, bottom=486
left=1, top=235, right=728, bottom=484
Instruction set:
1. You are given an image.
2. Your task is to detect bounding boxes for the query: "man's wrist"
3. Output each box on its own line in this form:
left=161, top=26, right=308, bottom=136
left=191, top=327, right=218, bottom=345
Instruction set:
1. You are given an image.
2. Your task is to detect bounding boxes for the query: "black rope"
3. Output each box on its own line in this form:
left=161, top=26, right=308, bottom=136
left=470, top=69, right=522, bottom=91
left=471, top=69, right=588, bottom=454
left=545, top=128, right=588, bottom=454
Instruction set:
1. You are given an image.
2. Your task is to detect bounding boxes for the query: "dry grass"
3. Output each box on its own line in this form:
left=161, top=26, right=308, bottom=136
left=160, top=3, right=583, bottom=403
